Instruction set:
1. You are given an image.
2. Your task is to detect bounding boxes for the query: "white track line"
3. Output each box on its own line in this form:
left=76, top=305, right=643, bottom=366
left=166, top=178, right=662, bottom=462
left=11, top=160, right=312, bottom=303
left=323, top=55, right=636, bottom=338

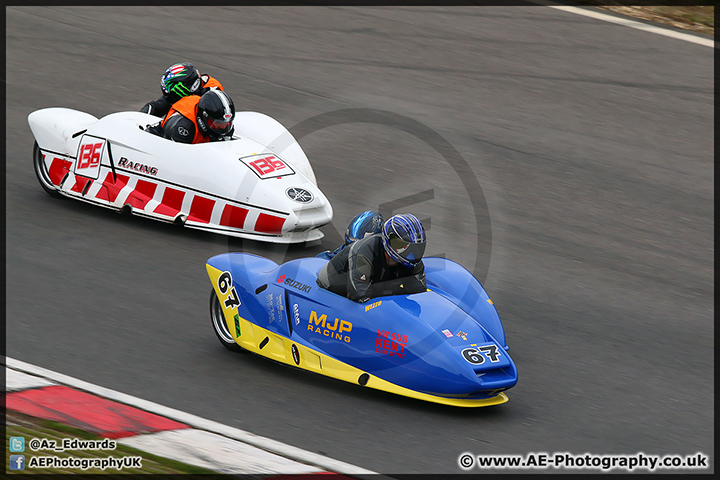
left=6, top=356, right=379, bottom=477
left=119, top=430, right=322, bottom=475
left=7, top=367, right=57, bottom=390
left=532, top=1, right=713, bottom=48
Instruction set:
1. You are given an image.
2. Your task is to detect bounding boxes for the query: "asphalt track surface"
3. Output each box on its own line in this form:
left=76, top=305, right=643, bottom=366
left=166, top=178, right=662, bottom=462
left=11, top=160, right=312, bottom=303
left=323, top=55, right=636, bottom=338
left=6, top=6, right=713, bottom=475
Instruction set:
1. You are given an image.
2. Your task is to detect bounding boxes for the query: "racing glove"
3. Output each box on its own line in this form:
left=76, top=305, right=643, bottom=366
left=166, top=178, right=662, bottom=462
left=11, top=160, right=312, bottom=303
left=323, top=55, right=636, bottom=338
left=141, top=96, right=173, bottom=117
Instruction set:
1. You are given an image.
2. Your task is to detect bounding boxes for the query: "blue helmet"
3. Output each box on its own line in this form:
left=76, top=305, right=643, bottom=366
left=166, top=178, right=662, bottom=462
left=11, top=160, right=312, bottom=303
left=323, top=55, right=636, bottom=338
left=345, top=210, right=384, bottom=244
left=381, top=214, right=426, bottom=268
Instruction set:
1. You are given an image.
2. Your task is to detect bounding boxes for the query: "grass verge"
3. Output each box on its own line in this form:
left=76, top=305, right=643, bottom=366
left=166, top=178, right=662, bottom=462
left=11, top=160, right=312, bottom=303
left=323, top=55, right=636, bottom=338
left=574, top=1, right=714, bottom=36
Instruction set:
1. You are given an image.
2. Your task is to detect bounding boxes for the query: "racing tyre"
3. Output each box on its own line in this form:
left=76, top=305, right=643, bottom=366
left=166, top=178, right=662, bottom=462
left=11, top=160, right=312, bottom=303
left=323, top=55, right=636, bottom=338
left=210, top=289, right=243, bottom=352
left=33, top=142, right=63, bottom=198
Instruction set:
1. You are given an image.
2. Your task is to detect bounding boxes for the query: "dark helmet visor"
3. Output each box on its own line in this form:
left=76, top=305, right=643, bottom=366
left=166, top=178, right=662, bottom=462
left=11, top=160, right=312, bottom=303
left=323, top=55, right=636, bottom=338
left=388, top=235, right=426, bottom=265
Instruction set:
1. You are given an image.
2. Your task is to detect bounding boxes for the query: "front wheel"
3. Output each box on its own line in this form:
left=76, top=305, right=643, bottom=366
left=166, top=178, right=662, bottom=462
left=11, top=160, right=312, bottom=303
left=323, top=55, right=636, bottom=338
left=33, top=142, right=63, bottom=198
left=209, top=289, right=243, bottom=352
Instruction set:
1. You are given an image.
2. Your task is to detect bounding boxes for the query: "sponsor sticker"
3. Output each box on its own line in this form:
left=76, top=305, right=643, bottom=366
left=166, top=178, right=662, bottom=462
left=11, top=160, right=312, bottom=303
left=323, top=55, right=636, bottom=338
left=234, top=314, right=241, bottom=337
left=364, top=300, right=382, bottom=312
left=307, top=310, right=352, bottom=343
left=266, top=293, right=275, bottom=323
left=277, top=275, right=312, bottom=293
left=293, top=303, right=300, bottom=325
left=286, top=187, right=313, bottom=203
left=375, top=330, right=409, bottom=358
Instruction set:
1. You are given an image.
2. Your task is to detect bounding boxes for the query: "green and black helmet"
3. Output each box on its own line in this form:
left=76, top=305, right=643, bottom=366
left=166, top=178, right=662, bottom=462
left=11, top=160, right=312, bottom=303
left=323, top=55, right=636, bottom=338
left=160, top=63, right=202, bottom=102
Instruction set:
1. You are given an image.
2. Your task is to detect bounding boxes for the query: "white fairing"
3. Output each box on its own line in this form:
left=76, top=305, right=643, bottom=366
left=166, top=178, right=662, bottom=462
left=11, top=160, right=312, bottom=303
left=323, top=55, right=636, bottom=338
left=28, top=108, right=332, bottom=243
left=28, top=108, right=98, bottom=155
left=234, top=112, right=317, bottom=185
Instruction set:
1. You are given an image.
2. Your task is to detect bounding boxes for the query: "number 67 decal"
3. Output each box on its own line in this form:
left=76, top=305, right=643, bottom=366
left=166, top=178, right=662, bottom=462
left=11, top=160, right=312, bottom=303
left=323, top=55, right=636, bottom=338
left=462, top=345, right=501, bottom=365
left=217, top=271, right=241, bottom=309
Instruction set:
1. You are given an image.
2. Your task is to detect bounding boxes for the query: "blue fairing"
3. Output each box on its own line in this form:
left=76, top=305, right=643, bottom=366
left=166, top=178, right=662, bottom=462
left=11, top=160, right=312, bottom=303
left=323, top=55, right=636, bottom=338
left=207, top=253, right=517, bottom=398
left=422, top=257, right=507, bottom=348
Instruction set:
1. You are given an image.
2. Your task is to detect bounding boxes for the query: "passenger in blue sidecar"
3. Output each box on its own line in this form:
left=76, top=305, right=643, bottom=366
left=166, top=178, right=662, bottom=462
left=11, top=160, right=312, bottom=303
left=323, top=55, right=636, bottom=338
left=317, top=213, right=427, bottom=303
left=316, top=210, right=384, bottom=260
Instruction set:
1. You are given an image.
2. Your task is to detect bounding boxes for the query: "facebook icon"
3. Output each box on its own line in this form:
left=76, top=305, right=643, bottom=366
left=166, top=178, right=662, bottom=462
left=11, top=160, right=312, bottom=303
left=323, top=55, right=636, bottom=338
left=10, top=455, right=25, bottom=470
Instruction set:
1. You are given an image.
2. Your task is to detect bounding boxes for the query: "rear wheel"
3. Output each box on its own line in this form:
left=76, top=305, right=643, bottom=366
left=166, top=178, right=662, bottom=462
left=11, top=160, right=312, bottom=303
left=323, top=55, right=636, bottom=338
left=209, top=289, right=243, bottom=352
left=33, top=142, right=63, bottom=198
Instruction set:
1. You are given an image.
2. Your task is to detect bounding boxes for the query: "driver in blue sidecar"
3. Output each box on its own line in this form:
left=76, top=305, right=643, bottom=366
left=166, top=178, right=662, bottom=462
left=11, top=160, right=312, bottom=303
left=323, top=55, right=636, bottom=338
left=317, top=213, right=427, bottom=303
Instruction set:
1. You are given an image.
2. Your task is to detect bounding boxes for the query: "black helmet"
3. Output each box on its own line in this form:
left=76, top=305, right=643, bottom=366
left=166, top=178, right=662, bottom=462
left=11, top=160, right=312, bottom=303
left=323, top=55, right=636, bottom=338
left=160, top=63, right=202, bottom=102
left=197, top=90, right=235, bottom=138
left=345, top=210, right=383, bottom=244
left=381, top=214, right=426, bottom=267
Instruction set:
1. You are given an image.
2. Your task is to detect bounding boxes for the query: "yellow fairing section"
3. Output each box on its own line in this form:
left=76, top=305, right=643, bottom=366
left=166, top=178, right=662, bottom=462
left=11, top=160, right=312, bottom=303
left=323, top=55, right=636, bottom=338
left=207, top=264, right=508, bottom=408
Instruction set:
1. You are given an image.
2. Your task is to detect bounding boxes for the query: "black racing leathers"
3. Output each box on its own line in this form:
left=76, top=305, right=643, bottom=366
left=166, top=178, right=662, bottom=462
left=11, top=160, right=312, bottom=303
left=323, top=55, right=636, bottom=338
left=161, top=114, right=199, bottom=144
left=317, top=234, right=426, bottom=302
left=140, top=95, right=173, bottom=117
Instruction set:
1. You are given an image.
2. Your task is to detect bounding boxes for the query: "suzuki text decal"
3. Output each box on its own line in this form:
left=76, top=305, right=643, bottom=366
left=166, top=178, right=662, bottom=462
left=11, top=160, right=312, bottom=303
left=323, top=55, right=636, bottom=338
left=308, top=310, right=352, bottom=343
left=277, top=275, right=312, bottom=293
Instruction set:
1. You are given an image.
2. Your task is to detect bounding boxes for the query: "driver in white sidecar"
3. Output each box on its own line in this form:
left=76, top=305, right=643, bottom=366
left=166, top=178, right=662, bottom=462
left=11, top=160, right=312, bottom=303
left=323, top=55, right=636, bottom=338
left=147, top=89, right=236, bottom=144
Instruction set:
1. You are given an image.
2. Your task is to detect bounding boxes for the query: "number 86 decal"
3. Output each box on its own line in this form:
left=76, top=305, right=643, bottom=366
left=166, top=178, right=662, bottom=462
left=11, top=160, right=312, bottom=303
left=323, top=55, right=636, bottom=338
left=462, top=345, right=501, bottom=365
left=217, top=271, right=241, bottom=309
